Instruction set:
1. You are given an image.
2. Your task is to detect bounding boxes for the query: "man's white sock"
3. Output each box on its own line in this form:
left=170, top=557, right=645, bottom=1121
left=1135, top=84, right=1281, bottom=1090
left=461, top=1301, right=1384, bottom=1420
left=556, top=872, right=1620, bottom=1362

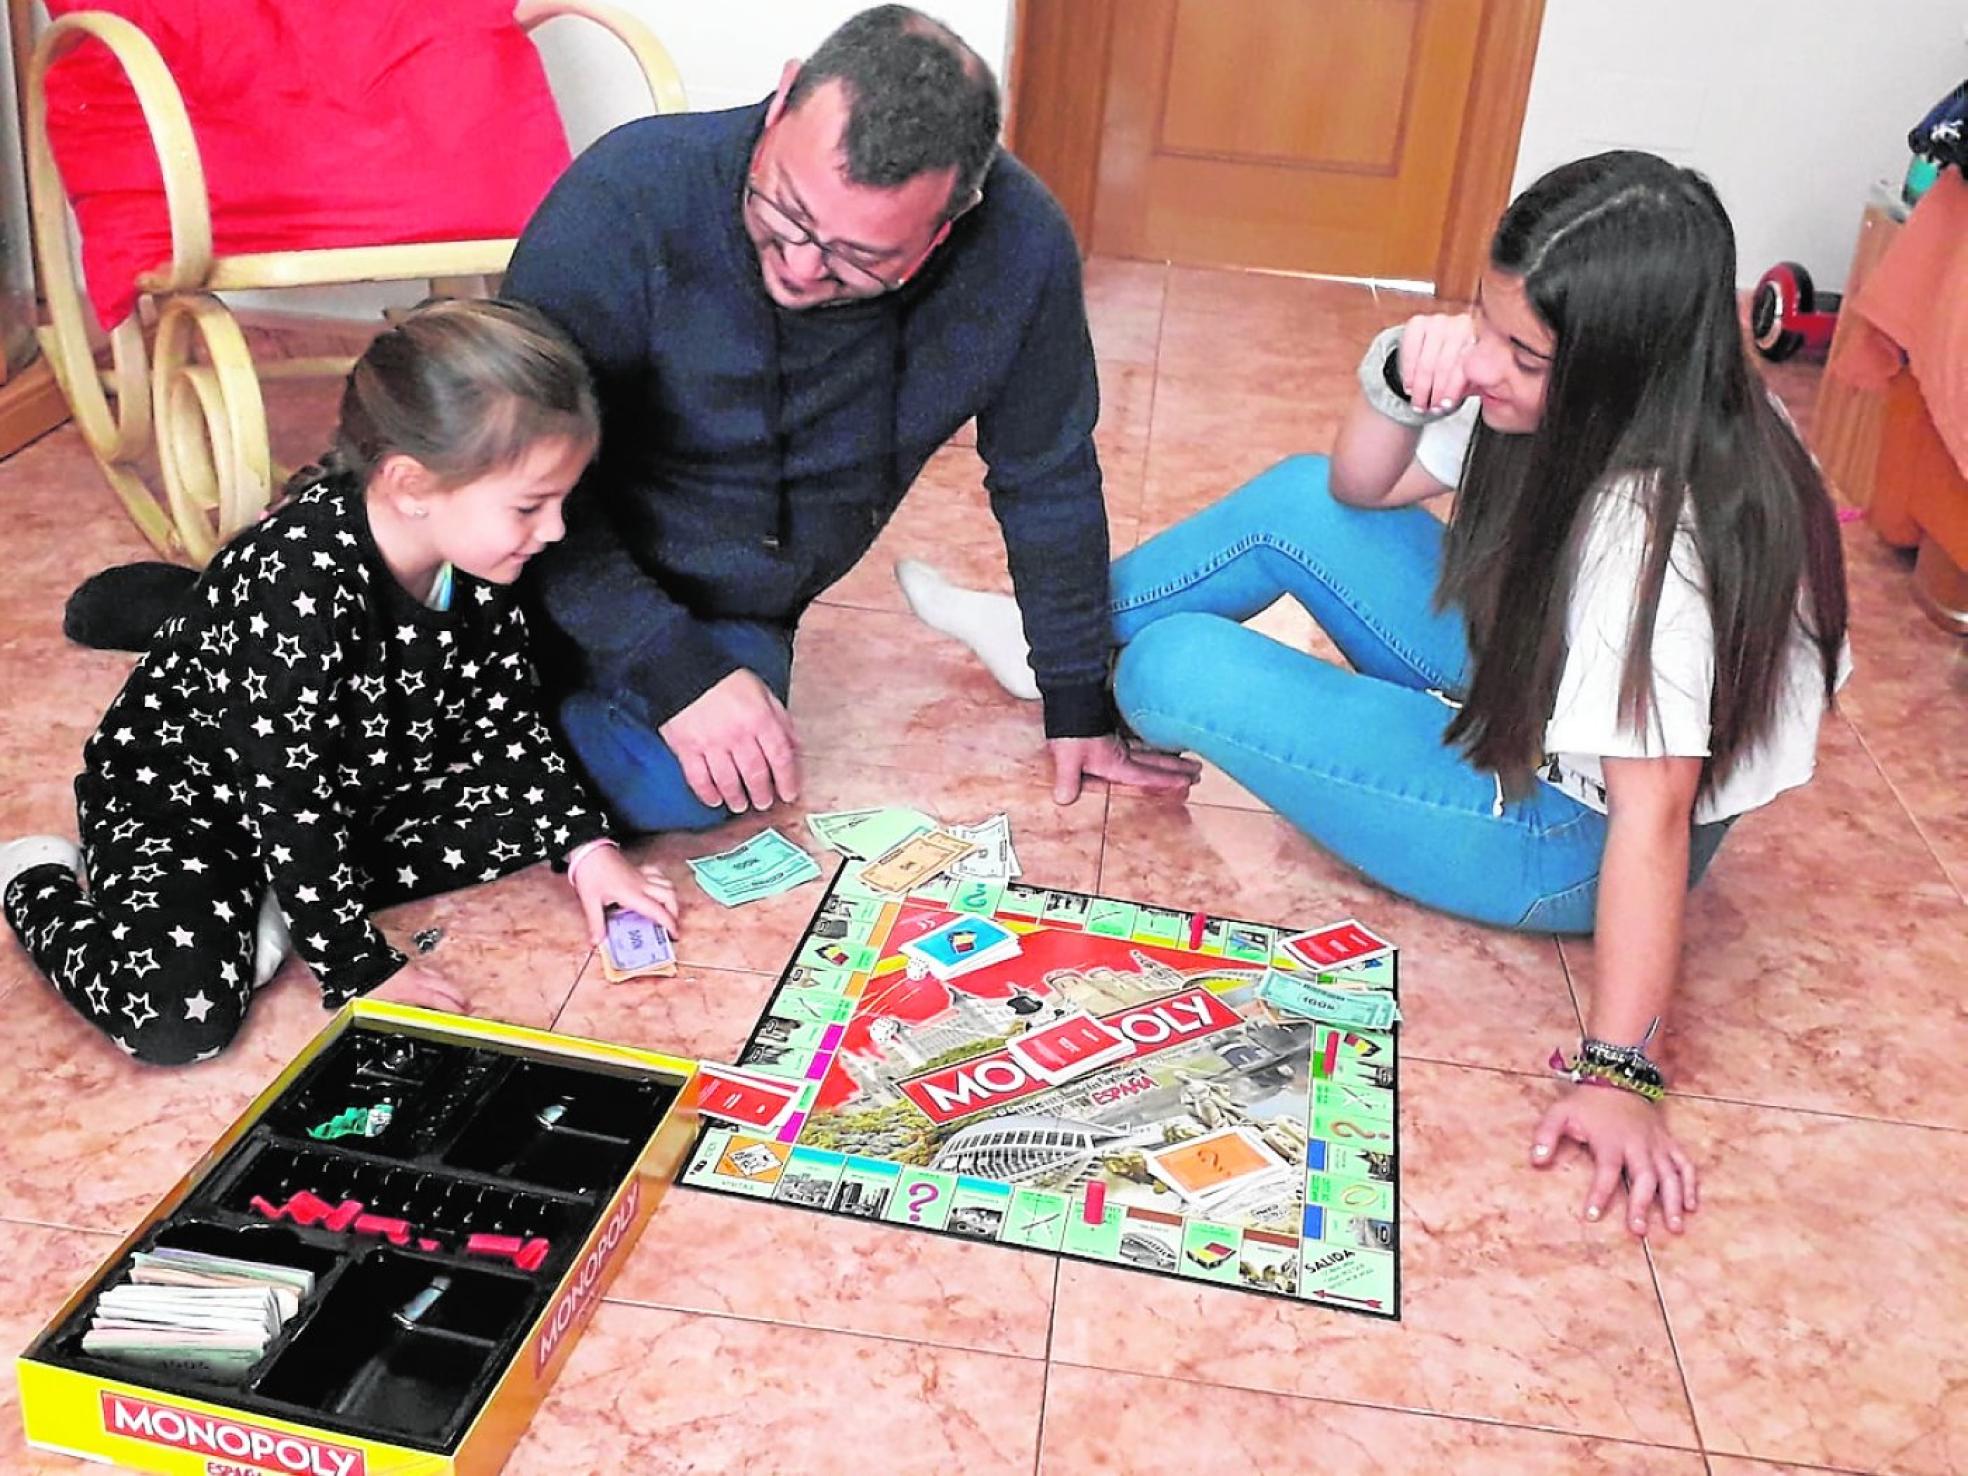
left=894, top=560, right=1042, bottom=701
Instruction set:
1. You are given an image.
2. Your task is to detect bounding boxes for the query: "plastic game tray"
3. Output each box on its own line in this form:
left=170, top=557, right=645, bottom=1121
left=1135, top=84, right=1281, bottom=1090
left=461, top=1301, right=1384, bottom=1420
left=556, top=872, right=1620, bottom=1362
left=18, top=1002, right=696, bottom=1474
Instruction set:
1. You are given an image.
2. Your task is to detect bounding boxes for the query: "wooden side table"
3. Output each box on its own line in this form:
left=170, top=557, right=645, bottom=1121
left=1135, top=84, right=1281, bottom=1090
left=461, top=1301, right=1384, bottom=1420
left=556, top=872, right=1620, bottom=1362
left=1812, top=201, right=1902, bottom=509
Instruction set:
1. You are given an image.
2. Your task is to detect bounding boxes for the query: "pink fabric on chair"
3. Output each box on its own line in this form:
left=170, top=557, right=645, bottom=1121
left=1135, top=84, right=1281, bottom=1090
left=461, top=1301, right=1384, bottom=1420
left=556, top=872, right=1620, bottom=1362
left=45, top=0, right=574, bottom=328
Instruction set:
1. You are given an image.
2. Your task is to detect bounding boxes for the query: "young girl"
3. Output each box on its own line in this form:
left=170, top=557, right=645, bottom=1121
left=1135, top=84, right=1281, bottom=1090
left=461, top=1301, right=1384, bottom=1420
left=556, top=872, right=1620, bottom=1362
left=900, top=152, right=1850, bottom=1236
left=0, top=299, right=677, bottom=1065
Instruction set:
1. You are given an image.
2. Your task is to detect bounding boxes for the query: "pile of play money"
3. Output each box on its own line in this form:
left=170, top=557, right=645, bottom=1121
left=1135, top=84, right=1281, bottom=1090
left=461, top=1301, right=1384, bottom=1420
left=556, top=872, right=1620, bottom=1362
left=687, top=827, right=822, bottom=907
left=80, top=1248, right=314, bottom=1380
left=684, top=808, right=1027, bottom=908
left=807, top=805, right=1021, bottom=890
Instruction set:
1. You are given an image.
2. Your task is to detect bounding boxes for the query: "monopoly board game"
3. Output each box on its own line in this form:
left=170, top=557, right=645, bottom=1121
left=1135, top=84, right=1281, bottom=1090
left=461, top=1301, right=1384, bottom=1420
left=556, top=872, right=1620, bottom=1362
left=681, top=861, right=1401, bottom=1317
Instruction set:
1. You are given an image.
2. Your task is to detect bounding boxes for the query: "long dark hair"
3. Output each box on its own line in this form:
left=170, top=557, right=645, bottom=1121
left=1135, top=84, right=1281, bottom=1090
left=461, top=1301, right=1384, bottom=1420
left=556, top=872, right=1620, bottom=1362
left=1437, top=151, right=1847, bottom=799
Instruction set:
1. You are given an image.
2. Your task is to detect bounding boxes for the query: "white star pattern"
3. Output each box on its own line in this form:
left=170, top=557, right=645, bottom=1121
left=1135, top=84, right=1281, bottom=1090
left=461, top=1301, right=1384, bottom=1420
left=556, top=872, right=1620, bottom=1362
left=14, top=490, right=607, bottom=1038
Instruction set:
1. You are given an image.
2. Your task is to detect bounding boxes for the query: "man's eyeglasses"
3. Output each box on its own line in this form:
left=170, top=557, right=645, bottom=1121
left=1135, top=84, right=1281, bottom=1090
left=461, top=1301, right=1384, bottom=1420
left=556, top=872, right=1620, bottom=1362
left=745, top=184, right=913, bottom=293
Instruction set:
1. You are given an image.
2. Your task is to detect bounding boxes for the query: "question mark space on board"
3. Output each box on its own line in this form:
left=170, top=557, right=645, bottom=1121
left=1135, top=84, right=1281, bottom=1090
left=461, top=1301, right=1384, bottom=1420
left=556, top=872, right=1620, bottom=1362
left=906, top=1181, right=941, bottom=1222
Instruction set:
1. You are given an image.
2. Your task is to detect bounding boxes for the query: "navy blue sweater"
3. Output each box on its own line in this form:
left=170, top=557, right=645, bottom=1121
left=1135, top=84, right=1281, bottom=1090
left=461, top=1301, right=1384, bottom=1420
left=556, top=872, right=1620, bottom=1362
left=505, top=102, right=1114, bottom=738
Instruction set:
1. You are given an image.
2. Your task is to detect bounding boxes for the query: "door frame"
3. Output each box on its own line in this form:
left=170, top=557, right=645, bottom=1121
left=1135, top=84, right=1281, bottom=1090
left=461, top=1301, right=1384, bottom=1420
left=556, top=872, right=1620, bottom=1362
left=1006, top=0, right=1547, bottom=301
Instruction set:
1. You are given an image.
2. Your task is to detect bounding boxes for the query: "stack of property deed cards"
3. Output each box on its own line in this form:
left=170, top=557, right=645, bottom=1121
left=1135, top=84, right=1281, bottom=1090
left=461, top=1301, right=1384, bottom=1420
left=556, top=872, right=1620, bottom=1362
left=80, top=1248, right=312, bottom=1380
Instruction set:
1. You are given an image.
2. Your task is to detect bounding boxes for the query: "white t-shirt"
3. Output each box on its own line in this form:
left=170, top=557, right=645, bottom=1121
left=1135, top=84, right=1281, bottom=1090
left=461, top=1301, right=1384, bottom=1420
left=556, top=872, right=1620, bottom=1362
left=1415, top=405, right=1848, bottom=825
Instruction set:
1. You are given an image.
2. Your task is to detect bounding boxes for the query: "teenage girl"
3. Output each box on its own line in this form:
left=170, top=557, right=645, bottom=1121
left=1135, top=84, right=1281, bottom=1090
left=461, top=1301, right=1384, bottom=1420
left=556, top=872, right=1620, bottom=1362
left=901, top=152, right=1849, bottom=1234
left=1, top=299, right=677, bottom=1064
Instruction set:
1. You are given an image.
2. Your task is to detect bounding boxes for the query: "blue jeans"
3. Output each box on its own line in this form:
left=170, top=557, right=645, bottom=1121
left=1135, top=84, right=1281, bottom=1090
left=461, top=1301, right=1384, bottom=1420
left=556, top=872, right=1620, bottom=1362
left=556, top=620, right=795, bottom=833
left=1110, top=455, right=1728, bottom=933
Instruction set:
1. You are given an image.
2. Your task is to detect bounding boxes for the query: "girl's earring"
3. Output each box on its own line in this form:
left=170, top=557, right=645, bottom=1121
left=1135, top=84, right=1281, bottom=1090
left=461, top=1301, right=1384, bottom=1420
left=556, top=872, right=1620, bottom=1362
left=408, top=505, right=428, bottom=520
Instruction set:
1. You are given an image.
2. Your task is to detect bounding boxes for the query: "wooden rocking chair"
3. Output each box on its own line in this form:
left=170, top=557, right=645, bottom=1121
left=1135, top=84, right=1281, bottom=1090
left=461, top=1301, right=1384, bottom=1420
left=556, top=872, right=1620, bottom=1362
left=24, top=0, right=685, bottom=564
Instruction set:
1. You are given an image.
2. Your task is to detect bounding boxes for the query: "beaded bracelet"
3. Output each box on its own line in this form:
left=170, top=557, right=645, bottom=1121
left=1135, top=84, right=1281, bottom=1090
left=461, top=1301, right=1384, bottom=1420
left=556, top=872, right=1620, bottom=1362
left=1548, top=1036, right=1668, bottom=1102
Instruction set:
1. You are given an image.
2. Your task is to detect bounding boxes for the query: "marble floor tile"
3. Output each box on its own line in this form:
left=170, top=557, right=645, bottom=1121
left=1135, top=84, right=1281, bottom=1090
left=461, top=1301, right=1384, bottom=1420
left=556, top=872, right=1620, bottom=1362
left=0, top=1220, right=125, bottom=1475
left=609, top=1186, right=1055, bottom=1357
left=506, top=1302, right=1043, bottom=1476
left=1038, top=1363, right=1709, bottom=1475
left=1050, top=1060, right=1698, bottom=1448
left=553, top=958, right=780, bottom=1065
left=1083, top=257, right=1168, bottom=367
left=1564, top=840, right=1968, bottom=1128
left=1651, top=1096, right=1968, bottom=1474
left=0, top=966, right=328, bottom=1231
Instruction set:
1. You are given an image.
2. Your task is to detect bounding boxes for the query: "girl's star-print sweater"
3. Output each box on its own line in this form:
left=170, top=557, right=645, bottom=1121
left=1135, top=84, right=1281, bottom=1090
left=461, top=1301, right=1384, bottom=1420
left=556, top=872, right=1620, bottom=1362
left=77, top=474, right=608, bottom=1004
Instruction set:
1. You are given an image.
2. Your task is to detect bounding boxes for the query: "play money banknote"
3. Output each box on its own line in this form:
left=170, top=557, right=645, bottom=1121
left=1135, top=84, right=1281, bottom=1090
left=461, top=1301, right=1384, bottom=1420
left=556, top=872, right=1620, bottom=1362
left=857, top=827, right=978, bottom=894
left=949, top=813, right=1021, bottom=880
left=688, top=828, right=821, bottom=906
left=1256, top=969, right=1401, bottom=1032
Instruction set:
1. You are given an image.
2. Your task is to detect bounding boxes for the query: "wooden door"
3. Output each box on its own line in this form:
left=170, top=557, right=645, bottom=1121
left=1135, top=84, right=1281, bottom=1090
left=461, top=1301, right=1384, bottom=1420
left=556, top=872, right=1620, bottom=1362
left=1009, top=0, right=1544, bottom=293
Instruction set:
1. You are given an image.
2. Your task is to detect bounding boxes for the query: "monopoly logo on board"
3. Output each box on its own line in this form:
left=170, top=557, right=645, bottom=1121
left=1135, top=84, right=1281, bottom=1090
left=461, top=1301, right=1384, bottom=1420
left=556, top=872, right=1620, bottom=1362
left=899, top=987, right=1242, bottom=1124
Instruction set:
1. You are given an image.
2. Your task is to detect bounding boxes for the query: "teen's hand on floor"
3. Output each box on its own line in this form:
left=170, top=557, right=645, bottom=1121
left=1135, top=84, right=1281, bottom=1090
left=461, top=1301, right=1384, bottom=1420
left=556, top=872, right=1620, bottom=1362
left=1398, top=312, right=1477, bottom=414
left=659, top=669, right=801, bottom=814
left=1531, top=1083, right=1698, bottom=1236
left=572, top=847, right=679, bottom=943
left=1048, top=735, right=1202, bottom=806
left=371, top=963, right=472, bottom=1015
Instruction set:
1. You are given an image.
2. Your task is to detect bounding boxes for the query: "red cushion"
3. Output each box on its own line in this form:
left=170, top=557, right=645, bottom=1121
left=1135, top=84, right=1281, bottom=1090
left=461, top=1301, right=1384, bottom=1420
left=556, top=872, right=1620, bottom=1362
left=45, top=0, right=573, bottom=328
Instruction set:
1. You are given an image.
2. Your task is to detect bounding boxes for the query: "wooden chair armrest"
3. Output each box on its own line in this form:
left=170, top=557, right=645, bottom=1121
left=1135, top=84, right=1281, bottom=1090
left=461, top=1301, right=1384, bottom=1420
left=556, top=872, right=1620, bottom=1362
left=29, top=11, right=213, bottom=291
left=515, top=0, right=688, bottom=114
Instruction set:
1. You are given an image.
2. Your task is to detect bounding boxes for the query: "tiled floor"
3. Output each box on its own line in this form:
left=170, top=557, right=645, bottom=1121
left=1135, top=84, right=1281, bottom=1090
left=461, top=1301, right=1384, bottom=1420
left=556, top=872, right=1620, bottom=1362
left=3, top=261, right=1964, bottom=1474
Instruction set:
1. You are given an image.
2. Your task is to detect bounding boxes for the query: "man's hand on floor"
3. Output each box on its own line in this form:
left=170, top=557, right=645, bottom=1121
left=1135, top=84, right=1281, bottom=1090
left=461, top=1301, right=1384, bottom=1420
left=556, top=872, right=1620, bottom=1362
left=1048, top=734, right=1201, bottom=806
left=659, top=669, right=801, bottom=813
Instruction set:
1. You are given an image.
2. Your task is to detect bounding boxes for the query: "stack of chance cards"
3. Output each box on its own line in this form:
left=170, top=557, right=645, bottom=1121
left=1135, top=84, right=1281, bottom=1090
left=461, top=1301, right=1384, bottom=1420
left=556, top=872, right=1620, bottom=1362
left=1007, top=1010, right=1135, bottom=1085
left=687, top=828, right=821, bottom=907
left=899, top=913, right=1023, bottom=981
left=1142, top=1126, right=1295, bottom=1211
left=693, top=1062, right=800, bottom=1130
left=81, top=1248, right=313, bottom=1380
left=601, top=907, right=676, bottom=981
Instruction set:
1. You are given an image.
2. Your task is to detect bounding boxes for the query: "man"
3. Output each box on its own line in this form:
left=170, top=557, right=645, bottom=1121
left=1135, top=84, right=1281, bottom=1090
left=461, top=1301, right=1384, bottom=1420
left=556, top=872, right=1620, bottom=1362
left=504, top=5, right=1196, bottom=831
